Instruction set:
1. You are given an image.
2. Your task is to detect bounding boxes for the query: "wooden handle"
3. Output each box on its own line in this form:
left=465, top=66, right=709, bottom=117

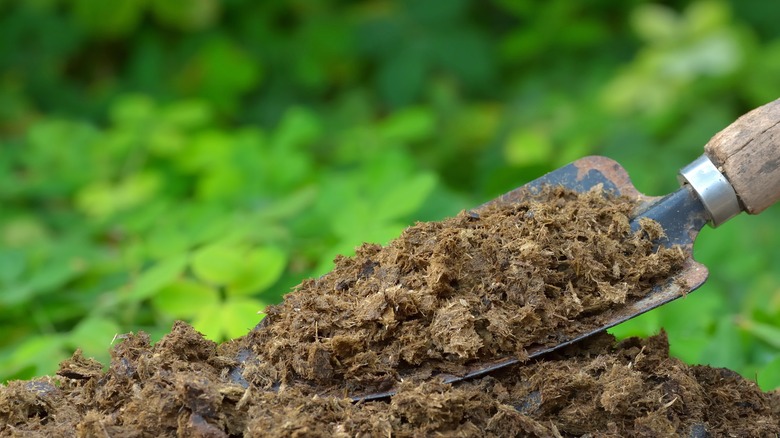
left=704, top=98, right=780, bottom=215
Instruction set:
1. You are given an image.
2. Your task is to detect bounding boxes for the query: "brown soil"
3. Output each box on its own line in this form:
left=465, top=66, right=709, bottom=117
left=1, top=187, right=778, bottom=436
left=244, top=186, right=686, bottom=395
left=1, top=325, right=777, bottom=437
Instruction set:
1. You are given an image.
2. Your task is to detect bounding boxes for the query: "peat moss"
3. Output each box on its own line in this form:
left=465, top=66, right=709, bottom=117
left=243, top=186, right=686, bottom=393
left=1, top=325, right=777, bottom=437
left=2, top=186, right=777, bottom=437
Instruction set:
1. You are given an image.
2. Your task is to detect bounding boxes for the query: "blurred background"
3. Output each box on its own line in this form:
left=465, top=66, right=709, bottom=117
left=1, top=0, right=779, bottom=390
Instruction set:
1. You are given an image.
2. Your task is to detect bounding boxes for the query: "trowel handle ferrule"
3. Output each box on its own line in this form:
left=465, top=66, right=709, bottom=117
left=680, top=97, right=780, bottom=226
left=679, top=155, right=740, bottom=227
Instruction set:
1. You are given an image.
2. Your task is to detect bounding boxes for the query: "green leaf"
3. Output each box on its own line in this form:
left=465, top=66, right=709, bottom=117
left=144, top=225, right=193, bottom=259
left=1, top=217, right=49, bottom=247
left=378, top=48, right=427, bottom=107
left=148, top=124, right=186, bottom=156
left=178, top=129, right=234, bottom=172
left=152, top=279, right=219, bottom=318
left=314, top=241, right=360, bottom=277
left=71, top=0, right=145, bottom=36
left=128, top=254, right=189, bottom=301
left=327, top=196, right=368, bottom=240
left=271, top=107, right=322, bottom=151
left=255, top=187, right=318, bottom=222
left=161, top=99, right=213, bottom=129
left=6, top=335, right=66, bottom=379
left=700, top=319, right=745, bottom=371
left=373, top=173, right=437, bottom=223
left=227, top=246, right=288, bottom=296
left=67, top=316, right=120, bottom=360
left=221, top=297, right=265, bottom=339
left=1, top=259, right=81, bottom=305
left=197, top=167, right=244, bottom=201
left=191, top=243, right=243, bottom=285
left=150, top=0, right=220, bottom=31
left=667, top=334, right=712, bottom=365
left=757, top=355, right=780, bottom=391
left=190, top=296, right=263, bottom=342
left=0, top=248, right=26, bottom=285
left=178, top=205, right=234, bottom=247
left=433, top=29, right=493, bottom=88
left=379, top=107, right=435, bottom=143
left=175, top=37, right=261, bottom=113
left=737, top=318, right=780, bottom=349
left=609, top=307, right=662, bottom=339
left=110, top=95, right=156, bottom=127
left=192, top=304, right=222, bottom=341
left=661, top=289, right=724, bottom=363
left=504, top=128, right=553, bottom=167
left=631, top=4, right=680, bottom=43
left=76, top=172, right=162, bottom=219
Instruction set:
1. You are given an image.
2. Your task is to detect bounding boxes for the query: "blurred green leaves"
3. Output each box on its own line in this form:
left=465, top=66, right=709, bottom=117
left=128, top=255, right=189, bottom=302
left=1, top=0, right=779, bottom=392
left=150, top=0, right=221, bottom=31
left=357, top=0, right=494, bottom=106
left=604, top=1, right=745, bottom=116
left=175, top=37, right=262, bottom=113
left=758, top=356, right=780, bottom=391
left=0, top=86, right=446, bottom=378
left=191, top=244, right=287, bottom=295
left=69, top=0, right=221, bottom=36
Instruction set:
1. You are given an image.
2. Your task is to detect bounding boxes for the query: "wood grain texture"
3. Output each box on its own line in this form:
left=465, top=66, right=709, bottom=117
left=704, top=98, right=780, bottom=214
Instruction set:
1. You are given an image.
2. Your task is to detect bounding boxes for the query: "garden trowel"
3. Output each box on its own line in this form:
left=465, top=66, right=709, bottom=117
left=348, top=97, right=780, bottom=400
left=235, top=98, right=780, bottom=401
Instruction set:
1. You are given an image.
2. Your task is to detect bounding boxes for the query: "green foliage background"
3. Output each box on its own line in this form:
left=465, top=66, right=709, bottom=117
left=1, top=0, right=779, bottom=390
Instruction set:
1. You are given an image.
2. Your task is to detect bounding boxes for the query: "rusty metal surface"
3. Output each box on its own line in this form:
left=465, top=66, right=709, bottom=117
left=483, top=156, right=650, bottom=208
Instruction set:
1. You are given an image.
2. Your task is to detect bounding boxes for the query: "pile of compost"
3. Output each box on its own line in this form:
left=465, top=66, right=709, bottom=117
left=1, top=326, right=777, bottom=437
left=242, top=186, right=686, bottom=395
left=1, top=187, right=778, bottom=436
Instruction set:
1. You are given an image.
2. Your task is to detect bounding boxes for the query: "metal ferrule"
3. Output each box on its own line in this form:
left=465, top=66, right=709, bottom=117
left=678, top=154, right=742, bottom=227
